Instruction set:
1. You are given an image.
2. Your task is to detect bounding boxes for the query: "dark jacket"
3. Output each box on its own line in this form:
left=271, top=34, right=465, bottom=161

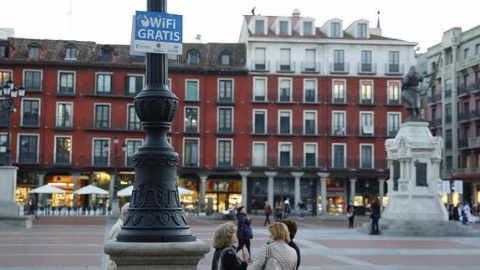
left=236, top=212, right=251, bottom=239
left=211, top=246, right=247, bottom=270
left=288, top=240, right=301, bottom=270
left=371, top=202, right=381, bottom=219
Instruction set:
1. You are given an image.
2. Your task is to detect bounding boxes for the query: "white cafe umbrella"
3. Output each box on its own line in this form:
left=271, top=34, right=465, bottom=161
left=74, top=185, right=109, bottom=195
left=117, top=185, right=193, bottom=197
left=29, top=184, right=66, bottom=194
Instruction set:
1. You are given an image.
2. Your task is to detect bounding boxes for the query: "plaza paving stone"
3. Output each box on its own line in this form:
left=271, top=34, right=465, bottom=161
left=0, top=215, right=479, bottom=270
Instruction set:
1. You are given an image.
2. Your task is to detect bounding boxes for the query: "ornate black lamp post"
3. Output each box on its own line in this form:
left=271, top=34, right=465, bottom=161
left=1, top=79, right=25, bottom=166
left=117, top=0, right=195, bottom=242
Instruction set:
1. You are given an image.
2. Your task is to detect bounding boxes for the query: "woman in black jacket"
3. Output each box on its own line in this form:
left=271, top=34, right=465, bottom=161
left=211, top=222, right=249, bottom=270
left=370, top=198, right=381, bottom=235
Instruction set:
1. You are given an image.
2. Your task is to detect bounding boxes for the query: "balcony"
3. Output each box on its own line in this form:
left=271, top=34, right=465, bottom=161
left=330, top=125, right=351, bottom=137
left=386, top=99, right=401, bottom=106
left=458, top=111, right=471, bottom=124
left=457, top=85, right=470, bottom=98
left=455, top=167, right=480, bottom=176
left=357, top=125, right=378, bottom=137
left=427, top=94, right=442, bottom=105
left=456, top=54, right=480, bottom=71
left=330, top=62, right=349, bottom=74
left=276, top=61, right=295, bottom=73
left=251, top=60, right=271, bottom=72
left=216, top=127, right=235, bottom=136
left=357, top=63, right=377, bottom=75
left=301, top=62, right=320, bottom=74
left=428, top=118, right=442, bottom=129
left=331, top=96, right=348, bottom=105
left=358, top=98, right=374, bottom=106
left=458, top=139, right=468, bottom=150
left=470, top=110, right=480, bottom=121
left=469, top=81, right=480, bottom=93
left=385, top=63, right=404, bottom=76
left=468, top=137, right=480, bottom=149
left=216, top=97, right=235, bottom=106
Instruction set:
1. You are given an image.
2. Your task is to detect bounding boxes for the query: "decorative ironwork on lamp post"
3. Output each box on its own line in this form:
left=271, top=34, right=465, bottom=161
left=1, top=79, right=25, bottom=166
left=117, top=0, right=195, bottom=242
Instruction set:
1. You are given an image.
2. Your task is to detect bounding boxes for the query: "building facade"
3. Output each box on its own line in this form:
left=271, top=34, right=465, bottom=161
left=0, top=10, right=415, bottom=216
left=420, top=25, right=480, bottom=206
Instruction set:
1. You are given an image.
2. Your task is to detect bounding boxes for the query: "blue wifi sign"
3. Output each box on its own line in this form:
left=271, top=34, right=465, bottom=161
left=133, top=11, right=183, bottom=54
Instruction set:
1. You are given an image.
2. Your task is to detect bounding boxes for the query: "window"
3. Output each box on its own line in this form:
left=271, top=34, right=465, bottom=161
left=253, top=110, right=266, bottom=134
left=101, top=47, right=113, bottom=62
left=332, top=111, right=346, bottom=135
left=183, top=139, right=199, bottom=167
left=279, top=21, right=289, bottom=35
left=304, top=49, right=316, bottom=72
left=360, top=144, right=373, bottom=169
left=125, top=140, right=142, bottom=166
left=253, top=77, right=267, bottom=101
left=96, top=73, right=112, bottom=94
left=278, top=78, right=291, bottom=102
left=357, top=23, right=367, bottom=38
left=0, top=70, right=12, bottom=86
left=185, top=80, right=199, bottom=101
left=254, top=48, right=266, bottom=70
left=304, top=79, right=316, bottom=102
left=360, top=80, right=373, bottom=104
left=303, top=21, right=313, bottom=35
left=279, top=49, right=291, bottom=71
left=304, top=111, right=317, bottom=135
left=56, top=102, right=73, bottom=128
left=0, top=134, right=7, bottom=162
left=128, top=105, right=141, bottom=130
left=24, top=70, right=42, bottom=91
left=331, top=22, right=341, bottom=37
left=445, top=103, right=452, bottom=124
left=360, top=112, right=374, bottom=135
left=187, top=50, right=200, bottom=65
left=361, top=50, right=372, bottom=72
left=388, top=51, right=400, bottom=72
left=218, top=79, right=233, bottom=102
left=184, top=107, right=199, bottom=133
left=387, top=112, right=401, bottom=137
left=279, top=143, right=292, bottom=167
left=220, top=52, right=231, bottom=65
left=21, top=99, right=40, bottom=127
left=58, top=72, right=75, bottom=94
left=126, top=75, right=143, bottom=95
left=334, top=50, right=345, bottom=71
left=28, top=46, right=40, bottom=59
left=278, top=110, right=291, bottom=134
left=464, top=48, right=469, bottom=60
left=93, top=139, right=109, bottom=166
left=0, top=101, right=7, bottom=127
left=218, top=107, right=233, bottom=133
left=94, top=104, right=110, bottom=128
left=0, top=44, right=9, bottom=58
left=217, top=140, right=232, bottom=167
left=252, top=142, right=267, bottom=166
left=445, top=130, right=452, bottom=149
left=304, top=143, right=317, bottom=167
left=333, top=80, right=346, bottom=103
left=18, top=135, right=38, bottom=163
left=65, top=45, right=77, bottom=60
left=476, top=44, right=480, bottom=55
left=332, top=144, right=346, bottom=168
left=255, top=20, right=265, bottom=34
left=387, top=81, right=401, bottom=105
left=55, top=136, right=71, bottom=164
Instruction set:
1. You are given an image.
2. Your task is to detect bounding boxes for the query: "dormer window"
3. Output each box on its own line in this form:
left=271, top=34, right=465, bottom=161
left=28, top=46, right=40, bottom=59
left=101, top=46, right=113, bottom=62
left=255, top=20, right=265, bottom=34
left=331, top=22, right=341, bottom=38
left=220, top=51, right=231, bottom=66
left=279, top=21, right=289, bottom=35
left=303, top=21, right=313, bottom=35
left=65, top=44, right=78, bottom=60
left=0, top=44, right=9, bottom=58
left=358, top=23, right=367, bottom=38
left=188, top=50, right=200, bottom=65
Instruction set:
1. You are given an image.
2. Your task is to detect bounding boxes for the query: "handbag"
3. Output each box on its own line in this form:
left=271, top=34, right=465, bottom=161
left=263, top=245, right=281, bottom=270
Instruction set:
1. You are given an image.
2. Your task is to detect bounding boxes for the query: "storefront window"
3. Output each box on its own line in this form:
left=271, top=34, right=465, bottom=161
left=249, top=177, right=268, bottom=214
left=206, top=179, right=242, bottom=213
left=273, top=178, right=295, bottom=207
left=177, top=177, right=199, bottom=214
left=300, top=178, right=316, bottom=215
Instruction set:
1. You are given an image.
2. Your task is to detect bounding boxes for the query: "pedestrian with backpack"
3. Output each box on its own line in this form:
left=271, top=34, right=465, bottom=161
left=235, top=206, right=252, bottom=262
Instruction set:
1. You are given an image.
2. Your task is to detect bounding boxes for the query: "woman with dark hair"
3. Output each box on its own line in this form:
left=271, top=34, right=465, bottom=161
left=280, top=219, right=300, bottom=270
left=211, top=222, right=249, bottom=270
left=370, top=198, right=381, bottom=235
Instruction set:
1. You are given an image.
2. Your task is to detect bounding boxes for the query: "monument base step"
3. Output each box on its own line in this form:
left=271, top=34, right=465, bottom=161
left=0, top=216, right=32, bottom=228
left=358, top=219, right=480, bottom=237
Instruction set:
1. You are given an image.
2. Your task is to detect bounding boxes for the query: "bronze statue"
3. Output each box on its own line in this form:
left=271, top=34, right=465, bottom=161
left=401, top=66, right=424, bottom=120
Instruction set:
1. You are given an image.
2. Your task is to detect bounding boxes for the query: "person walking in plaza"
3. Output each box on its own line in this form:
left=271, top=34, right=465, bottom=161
left=370, top=198, right=381, bottom=235
left=249, top=222, right=297, bottom=270
left=280, top=219, right=301, bottom=270
left=347, top=202, right=355, bottom=228
left=235, top=206, right=252, bottom=262
left=211, top=222, right=249, bottom=270
left=283, top=197, right=291, bottom=219
left=264, top=201, right=272, bottom=226
left=275, top=201, right=283, bottom=221
left=27, top=196, right=38, bottom=220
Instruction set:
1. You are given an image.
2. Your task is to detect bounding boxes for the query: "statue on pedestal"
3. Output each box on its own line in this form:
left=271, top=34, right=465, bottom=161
left=401, top=66, right=425, bottom=120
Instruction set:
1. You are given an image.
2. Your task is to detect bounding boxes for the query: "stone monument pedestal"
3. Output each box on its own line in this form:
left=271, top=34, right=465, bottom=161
left=104, top=240, right=210, bottom=269
left=0, top=166, right=31, bottom=228
left=360, top=121, right=478, bottom=236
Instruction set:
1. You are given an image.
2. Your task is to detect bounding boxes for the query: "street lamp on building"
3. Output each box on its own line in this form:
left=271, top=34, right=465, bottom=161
left=1, top=79, right=25, bottom=166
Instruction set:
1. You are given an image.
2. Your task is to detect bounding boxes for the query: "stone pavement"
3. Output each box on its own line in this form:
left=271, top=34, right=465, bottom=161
left=1, top=215, right=480, bottom=270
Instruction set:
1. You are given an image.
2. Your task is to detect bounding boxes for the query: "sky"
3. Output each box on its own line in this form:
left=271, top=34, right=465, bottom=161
left=2, top=0, right=479, bottom=53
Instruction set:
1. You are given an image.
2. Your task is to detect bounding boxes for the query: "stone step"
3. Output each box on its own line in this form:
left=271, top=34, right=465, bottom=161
left=358, top=220, right=480, bottom=237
